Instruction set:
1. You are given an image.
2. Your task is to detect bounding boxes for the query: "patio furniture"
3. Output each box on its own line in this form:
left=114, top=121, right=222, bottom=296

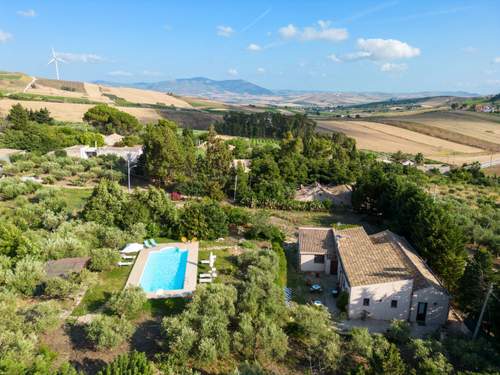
left=199, top=277, right=213, bottom=283
left=144, top=239, right=152, bottom=248
left=117, top=261, right=133, bottom=266
left=199, top=272, right=217, bottom=278
left=121, top=254, right=136, bottom=260
left=121, top=243, right=143, bottom=254
left=149, top=239, right=158, bottom=247
left=310, top=284, right=323, bottom=293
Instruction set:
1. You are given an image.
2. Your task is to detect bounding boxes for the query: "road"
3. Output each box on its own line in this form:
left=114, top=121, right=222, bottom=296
left=23, top=76, right=36, bottom=93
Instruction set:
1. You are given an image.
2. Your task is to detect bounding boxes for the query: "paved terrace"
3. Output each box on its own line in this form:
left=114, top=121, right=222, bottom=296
left=125, top=242, right=199, bottom=299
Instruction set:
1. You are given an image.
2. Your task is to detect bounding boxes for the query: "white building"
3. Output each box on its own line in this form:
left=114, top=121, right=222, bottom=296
left=63, top=145, right=142, bottom=162
left=298, top=226, right=449, bottom=325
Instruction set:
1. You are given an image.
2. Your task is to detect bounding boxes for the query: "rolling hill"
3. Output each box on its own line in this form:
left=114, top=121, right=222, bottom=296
left=95, top=77, right=273, bottom=96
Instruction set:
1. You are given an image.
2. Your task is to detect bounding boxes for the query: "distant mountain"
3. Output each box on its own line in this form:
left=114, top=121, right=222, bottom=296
left=93, top=76, right=480, bottom=107
left=94, top=77, right=274, bottom=97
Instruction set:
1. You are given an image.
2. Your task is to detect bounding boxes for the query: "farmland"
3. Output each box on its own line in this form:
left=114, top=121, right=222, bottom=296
left=318, top=110, right=500, bottom=165
left=0, top=98, right=161, bottom=123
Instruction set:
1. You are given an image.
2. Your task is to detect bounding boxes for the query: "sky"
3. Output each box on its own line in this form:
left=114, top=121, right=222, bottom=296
left=1, top=0, right=499, bottom=93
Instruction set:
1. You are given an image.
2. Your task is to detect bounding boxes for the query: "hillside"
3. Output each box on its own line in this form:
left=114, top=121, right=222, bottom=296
left=95, top=77, right=274, bottom=96
left=0, top=73, right=203, bottom=123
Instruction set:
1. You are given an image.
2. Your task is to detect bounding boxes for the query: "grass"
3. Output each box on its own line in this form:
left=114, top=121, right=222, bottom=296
left=56, top=187, right=93, bottom=211
left=72, top=266, right=132, bottom=316
left=198, top=248, right=238, bottom=283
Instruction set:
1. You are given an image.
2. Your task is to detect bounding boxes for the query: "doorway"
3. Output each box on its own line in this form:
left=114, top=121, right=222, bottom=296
left=416, top=302, right=428, bottom=324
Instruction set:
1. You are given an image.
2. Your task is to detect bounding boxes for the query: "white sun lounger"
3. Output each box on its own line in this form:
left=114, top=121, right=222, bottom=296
left=117, top=261, right=133, bottom=266
left=199, top=272, right=217, bottom=278
left=121, top=254, right=136, bottom=260
left=199, top=277, right=213, bottom=283
left=200, top=259, right=211, bottom=264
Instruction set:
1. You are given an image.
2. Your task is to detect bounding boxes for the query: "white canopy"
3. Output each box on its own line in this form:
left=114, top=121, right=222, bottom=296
left=121, top=243, right=144, bottom=254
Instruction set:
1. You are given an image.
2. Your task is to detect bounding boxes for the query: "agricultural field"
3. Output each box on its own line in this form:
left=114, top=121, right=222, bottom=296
left=377, top=111, right=500, bottom=148
left=317, top=120, right=483, bottom=160
left=99, top=85, right=192, bottom=108
left=318, top=109, right=500, bottom=165
left=0, top=71, right=33, bottom=92
left=0, top=98, right=161, bottom=123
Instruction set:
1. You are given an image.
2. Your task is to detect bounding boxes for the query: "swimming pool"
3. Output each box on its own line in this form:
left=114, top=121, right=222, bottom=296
left=139, top=247, right=188, bottom=292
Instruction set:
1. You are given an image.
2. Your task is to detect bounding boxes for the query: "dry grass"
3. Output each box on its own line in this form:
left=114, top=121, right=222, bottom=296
left=0, top=72, right=32, bottom=92
left=318, top=120, right=482, bottom=156
left=371, top=111, right=500, bottom=152
left=100, top=86, right=192, bottom=108
left=0, top=98, right=161, bottom=123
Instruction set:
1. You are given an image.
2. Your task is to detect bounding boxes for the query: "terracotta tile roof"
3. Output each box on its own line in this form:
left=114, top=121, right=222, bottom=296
left=298, top=227, right=334, bottom=255
left=298, top=226, right=447, bottom=292
left=335, top=227, right=414, bottom=287
left=371, top=230, right=445, bottom=291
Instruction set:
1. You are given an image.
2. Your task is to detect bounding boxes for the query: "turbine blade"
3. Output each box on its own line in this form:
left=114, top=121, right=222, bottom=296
left=48, top=58, right=55, bottom=65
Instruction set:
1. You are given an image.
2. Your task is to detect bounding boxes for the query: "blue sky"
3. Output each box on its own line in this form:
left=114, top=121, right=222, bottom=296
left=1, top=0, right=499, bottom=93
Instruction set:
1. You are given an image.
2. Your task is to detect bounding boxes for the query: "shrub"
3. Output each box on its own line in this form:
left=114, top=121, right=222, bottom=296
left=336, top=290, right=349, bottom=312
left=96, top=351, right=154, bottom=375
left=224, top=206, right=251, bottom=227
left=178, top=200, right=228, bottom=240
left=386, top=320, right=410, bottom=344
left=9, top=257, right=45, bottom=295
left=23, top=301, right=60, bottom=333
left=89, top=248, right=120, bottom=271
left=245, top=213, right=284, bottom=242
left=44, top=277, right=75, bottom=299
left=106, top=287, right=147, bottom=318
left=54, top=149, right=67, bottom=158
left=85, top=315, right=133, bottom=350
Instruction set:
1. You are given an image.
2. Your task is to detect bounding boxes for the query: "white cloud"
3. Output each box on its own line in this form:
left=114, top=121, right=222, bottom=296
left=327, top=53, right=341, bottom=62
left=344, top=38, right=420, bottom=61
left=108, top=70, right=133, bottom=77
left=247, top=43, right=262, bottom=51
left=494, top=57, right=500, bottom=64
left=380, top=62, right=407, bottom=72
left=257, top=67, right=266, bottom=74
left=0, top=30, right=12, bottom=43
left=278, top=24, right=298, bottom=38
left=279, top=21, right=348, bottom=42
left=17, top=9, right=36, bottom=17
left=56, top=52, right=106, bottom=63
left=217, top=25, right=234, bottom=37
left=227, top=68, right=238, bottom=76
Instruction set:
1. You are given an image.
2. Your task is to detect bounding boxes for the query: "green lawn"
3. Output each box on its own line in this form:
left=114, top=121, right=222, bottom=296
left=57, top=187, right=93, bottom=211
left=72, top=266, right=132, bottom=316
left=198, top=248, right=238, bottom=283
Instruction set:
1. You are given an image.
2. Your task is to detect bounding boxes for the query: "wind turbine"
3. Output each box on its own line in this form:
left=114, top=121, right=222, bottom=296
left=48, top=48, right=65, bottom=80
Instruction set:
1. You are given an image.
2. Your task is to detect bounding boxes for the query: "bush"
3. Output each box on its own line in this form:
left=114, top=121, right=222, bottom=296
left=336, top=290, right=349, bottom=312
left=224, top=206, right=251, bottom=227
left=44, top=277, right=75, bottom=299
left=386, top=320, right=410, bottom=344
left=89, top=248, right=120, bottom=271
left=85, top=315, right=133, bottom=350
left=96, top=351, right=154, bottom=375
left=106, top=287, right=147, bottom=318
left=178, top=200, right=228, bottom=240
left=245, top=213, right=284, bottom=242
left=23, top=301, right=60, bottom=333
left=9, top=257, right=45, bottom=295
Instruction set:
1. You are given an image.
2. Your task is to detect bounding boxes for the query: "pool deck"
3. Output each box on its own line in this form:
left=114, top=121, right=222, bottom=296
left=125, top=242, right=199, bottom=299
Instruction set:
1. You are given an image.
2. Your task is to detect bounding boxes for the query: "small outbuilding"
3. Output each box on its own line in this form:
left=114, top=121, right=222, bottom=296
left=45, top=257, right=90, bottom=278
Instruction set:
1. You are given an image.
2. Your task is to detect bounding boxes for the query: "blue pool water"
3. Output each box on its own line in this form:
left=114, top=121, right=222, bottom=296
left=140, top=247, right=188, bottom=292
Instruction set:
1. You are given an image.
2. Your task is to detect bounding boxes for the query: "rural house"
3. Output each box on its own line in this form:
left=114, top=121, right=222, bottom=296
left=298, top=226, right=449, bottom=325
